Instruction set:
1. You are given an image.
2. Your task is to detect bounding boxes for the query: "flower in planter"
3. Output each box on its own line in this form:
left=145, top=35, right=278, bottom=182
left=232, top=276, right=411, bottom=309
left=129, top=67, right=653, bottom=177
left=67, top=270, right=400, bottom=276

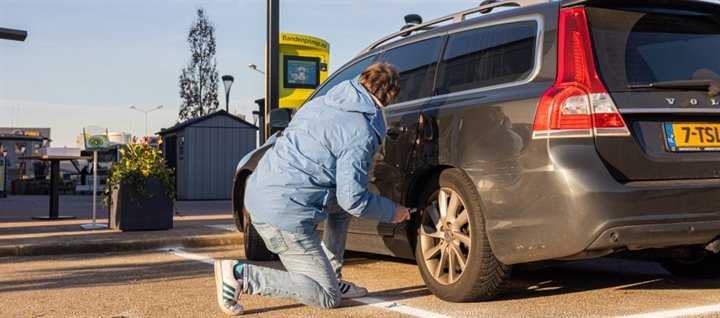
left=103, top=136, right=176, bottom=207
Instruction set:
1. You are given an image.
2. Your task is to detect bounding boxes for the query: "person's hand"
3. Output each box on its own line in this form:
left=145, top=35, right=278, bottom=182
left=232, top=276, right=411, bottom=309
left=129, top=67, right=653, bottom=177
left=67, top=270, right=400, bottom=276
left=392, top=203, right=411, bottom=224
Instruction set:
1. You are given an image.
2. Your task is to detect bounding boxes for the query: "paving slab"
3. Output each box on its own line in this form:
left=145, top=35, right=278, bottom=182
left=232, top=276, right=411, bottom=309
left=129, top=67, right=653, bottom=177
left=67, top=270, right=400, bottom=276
left=0, top=195, right=242, bottom=256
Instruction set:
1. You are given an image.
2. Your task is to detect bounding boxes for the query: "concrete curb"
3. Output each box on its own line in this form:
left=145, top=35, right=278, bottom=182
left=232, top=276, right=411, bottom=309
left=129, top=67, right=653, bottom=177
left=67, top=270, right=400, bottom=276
left=0, top=234, right=243, bottom=257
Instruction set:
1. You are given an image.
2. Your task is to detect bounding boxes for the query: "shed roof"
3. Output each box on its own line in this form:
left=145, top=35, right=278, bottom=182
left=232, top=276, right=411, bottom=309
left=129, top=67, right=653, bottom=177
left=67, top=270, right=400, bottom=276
left=158, top=110, right=257, bottom=136
left=0, top=135, right=48, bottom=142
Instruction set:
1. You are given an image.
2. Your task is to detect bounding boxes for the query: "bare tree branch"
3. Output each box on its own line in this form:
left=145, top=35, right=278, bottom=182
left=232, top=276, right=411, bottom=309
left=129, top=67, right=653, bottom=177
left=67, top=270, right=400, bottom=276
left=179, top=8, right=219, bottom=121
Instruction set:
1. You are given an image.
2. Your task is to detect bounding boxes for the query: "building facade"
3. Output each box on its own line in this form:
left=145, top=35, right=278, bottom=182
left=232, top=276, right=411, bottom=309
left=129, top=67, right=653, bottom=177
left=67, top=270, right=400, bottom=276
left=0, top=127, right=51, bottom=180
left=158, top=110, right=257, bottom=200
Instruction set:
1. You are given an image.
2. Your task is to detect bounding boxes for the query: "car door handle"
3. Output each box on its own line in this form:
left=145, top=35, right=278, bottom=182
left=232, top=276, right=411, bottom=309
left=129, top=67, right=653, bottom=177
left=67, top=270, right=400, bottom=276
left=386, top=126, right=407, bottom=138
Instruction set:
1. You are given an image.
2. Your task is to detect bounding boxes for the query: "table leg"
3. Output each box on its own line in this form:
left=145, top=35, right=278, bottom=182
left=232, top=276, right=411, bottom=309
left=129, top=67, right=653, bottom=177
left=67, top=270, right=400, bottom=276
left=32, top=159, right=75, bottom=220
left=50, top=159, right=59, bottom=217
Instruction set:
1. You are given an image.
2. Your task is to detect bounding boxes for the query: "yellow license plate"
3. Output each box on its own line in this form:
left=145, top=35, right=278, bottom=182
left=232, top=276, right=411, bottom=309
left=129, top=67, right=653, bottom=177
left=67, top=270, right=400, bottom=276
left=664, top=123, right=720, bottom=152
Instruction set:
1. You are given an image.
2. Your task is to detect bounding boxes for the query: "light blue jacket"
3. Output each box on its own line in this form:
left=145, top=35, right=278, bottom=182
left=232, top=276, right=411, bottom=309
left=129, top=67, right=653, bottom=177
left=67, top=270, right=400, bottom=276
left=244, top=80, right=396, bottom=234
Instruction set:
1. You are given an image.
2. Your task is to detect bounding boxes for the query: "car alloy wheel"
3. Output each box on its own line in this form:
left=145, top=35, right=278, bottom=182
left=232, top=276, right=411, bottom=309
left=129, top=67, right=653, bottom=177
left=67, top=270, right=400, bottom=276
left=414, top=168, right=510, bottom=302
left=419, top=187, right=471, bottom=285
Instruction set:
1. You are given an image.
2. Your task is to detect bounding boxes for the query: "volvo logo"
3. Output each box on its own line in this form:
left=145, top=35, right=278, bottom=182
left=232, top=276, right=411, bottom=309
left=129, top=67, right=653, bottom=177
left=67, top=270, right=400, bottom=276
left=664, top=98, right=720, bottom=106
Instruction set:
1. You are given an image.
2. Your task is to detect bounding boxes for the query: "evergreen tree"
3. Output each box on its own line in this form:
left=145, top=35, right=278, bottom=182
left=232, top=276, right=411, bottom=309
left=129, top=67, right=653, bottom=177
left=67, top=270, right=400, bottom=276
left=178, top=8, right=219, bottom=120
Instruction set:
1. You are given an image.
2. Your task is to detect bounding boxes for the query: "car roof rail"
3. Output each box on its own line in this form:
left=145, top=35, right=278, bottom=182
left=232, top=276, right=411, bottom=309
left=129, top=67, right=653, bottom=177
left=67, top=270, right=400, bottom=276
left=359, top=0, right=552, bottom=55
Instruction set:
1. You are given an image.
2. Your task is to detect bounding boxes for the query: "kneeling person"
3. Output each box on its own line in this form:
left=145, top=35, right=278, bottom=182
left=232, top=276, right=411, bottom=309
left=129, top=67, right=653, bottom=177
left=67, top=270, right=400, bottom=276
left=214, top=63, right=411, bottom=315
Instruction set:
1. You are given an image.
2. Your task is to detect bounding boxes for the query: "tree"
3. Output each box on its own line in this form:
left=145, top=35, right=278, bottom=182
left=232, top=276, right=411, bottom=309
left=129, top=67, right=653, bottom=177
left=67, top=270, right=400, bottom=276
left=178, top=8, right=220, bottom=120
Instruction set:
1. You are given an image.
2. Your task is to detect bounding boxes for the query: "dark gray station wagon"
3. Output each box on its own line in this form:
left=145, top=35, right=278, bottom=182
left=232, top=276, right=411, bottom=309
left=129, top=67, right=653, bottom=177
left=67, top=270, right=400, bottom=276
left=233, top=0, right=720, bottom=301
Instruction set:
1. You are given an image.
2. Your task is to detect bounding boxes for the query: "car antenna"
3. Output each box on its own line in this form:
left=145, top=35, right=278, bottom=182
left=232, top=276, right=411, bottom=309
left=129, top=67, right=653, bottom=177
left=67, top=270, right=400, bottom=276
left=479, top=0, right=502, bottom=12
left=400, top=14, right=423, bottom=37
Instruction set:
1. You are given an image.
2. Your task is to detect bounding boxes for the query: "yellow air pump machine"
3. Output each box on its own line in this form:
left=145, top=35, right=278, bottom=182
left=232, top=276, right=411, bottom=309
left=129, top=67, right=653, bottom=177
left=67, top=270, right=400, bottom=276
left=277, top=33, right=330, bottom=109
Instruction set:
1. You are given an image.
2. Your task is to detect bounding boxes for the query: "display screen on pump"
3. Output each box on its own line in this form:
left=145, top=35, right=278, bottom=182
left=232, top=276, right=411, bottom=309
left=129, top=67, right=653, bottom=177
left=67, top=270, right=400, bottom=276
left=284, top=55, right=320, bottom=89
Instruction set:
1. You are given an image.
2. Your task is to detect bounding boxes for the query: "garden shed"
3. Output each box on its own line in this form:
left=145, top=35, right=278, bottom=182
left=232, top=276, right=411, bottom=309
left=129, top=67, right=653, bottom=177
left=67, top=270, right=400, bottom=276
left=158, top=110, right=257, bottom=200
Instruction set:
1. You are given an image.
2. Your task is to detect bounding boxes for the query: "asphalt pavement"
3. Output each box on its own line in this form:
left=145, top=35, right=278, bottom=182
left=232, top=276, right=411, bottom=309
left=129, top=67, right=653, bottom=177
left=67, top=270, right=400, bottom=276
left=2, top=246, right=720, bottom=317
left=2, top=195, right=720, bottom=317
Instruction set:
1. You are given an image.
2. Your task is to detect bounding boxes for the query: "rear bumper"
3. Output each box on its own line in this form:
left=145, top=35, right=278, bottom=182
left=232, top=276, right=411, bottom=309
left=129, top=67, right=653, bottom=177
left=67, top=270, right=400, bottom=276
left=465, top=141, right=720, bottom=265
left=586, top=220, right=720, bottom=252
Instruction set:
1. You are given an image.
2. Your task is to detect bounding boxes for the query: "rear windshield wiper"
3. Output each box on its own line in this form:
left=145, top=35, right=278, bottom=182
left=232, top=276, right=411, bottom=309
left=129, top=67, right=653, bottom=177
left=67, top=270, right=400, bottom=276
left=628, top=79, right=720, bottom=97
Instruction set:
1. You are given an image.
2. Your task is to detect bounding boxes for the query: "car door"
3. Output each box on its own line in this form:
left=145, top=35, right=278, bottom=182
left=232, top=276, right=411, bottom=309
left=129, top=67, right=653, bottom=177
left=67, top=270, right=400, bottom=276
left=350, top=35, right=446, bottom=236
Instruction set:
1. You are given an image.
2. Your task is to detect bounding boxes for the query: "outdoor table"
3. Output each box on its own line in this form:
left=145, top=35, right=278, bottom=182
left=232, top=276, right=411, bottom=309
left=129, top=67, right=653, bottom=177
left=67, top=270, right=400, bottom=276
left=21, top=155, right=92, bottom=220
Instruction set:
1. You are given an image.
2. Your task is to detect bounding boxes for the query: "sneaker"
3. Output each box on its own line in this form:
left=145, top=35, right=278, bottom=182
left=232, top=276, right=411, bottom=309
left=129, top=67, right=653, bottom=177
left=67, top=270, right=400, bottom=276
left=339, top=280, right=368, bottom=299
left=214, top=260, right=244, bottom=316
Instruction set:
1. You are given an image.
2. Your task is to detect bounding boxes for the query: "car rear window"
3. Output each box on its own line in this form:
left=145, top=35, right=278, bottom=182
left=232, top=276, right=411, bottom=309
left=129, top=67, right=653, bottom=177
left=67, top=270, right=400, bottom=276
left=587, top=6, right=720, bottom=91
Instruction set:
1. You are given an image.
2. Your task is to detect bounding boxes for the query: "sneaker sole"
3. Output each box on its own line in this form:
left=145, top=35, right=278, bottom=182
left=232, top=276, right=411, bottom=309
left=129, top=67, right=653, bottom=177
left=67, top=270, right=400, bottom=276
left=214, top=261, right=244, bottom=316
left=342, top=292, right=368, bottom=299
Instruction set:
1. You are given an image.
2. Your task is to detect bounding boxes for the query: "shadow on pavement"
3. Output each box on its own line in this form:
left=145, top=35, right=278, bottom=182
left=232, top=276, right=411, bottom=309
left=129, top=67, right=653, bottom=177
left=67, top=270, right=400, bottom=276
left=0, top=258, right=210, bottom=294
left=343, top=251, right=416, bottom=266
left=243, top=303, right=306, bottom=314
left=495, top=257, right=720, bottom=302
left=323, top=252, right=720, bottom=302
left=332, top=285, right=432, bottom=311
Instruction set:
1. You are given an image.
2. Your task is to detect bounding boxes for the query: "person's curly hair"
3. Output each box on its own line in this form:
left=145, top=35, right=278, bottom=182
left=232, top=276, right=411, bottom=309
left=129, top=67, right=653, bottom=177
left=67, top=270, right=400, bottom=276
left=359, top=63, right=400, bottom=106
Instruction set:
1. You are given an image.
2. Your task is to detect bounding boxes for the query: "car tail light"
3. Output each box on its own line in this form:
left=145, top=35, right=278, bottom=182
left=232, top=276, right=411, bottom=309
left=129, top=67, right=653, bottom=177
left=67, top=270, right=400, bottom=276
left=532, top=8, right=630, bottom=139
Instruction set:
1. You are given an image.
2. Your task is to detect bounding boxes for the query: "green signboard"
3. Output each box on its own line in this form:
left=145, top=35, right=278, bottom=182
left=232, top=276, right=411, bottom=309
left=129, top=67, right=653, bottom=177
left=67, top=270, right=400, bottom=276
left=83, top=126, right=110, bottom=151
left=85, top=134, right=110, bottom=150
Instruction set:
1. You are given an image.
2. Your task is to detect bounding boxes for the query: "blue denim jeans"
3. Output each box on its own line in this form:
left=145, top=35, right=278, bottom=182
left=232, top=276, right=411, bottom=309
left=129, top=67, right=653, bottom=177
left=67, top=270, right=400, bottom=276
left=244, top=203, right=353, bottom=308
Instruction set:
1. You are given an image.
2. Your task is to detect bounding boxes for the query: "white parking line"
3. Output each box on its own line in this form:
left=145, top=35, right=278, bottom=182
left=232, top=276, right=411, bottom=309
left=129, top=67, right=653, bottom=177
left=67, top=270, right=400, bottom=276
left=169, top=248, right=215, bottom=265
left=165, top=248, right=452, bottom=318
left=616, top=304, right=720, bottom=318
left=351, top=296, right=451, bottom=318
left=206, top=224, right=236, bottom=232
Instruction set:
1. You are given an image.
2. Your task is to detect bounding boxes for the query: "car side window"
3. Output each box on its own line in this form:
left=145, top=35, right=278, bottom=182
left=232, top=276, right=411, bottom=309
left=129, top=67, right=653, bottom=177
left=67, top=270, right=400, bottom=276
left=312, top=55, right=378, bottom=99
left=437, top=21, right=538, bottom=95
left=380, top=37, right=444, bottom=104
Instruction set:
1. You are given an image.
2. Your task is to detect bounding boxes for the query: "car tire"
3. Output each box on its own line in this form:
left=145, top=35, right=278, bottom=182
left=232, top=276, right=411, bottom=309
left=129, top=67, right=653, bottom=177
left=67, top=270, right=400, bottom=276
left=241, top=207, right=277, bottom=261
left=658, top=249, right=720, bottom=279
left=415, top=168, right=511, bottom=302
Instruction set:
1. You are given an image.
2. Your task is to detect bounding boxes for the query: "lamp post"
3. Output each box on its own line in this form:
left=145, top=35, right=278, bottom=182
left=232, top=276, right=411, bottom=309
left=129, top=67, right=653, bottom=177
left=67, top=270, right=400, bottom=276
left=0, top=27, right=27, bottom=42
left=222, top=75, right=234, bottom=112
left=249, top=64, right=266, bottom=146
left=129, top=104, right=163, bottom=137
left=248, top=64, right=265, bottom=75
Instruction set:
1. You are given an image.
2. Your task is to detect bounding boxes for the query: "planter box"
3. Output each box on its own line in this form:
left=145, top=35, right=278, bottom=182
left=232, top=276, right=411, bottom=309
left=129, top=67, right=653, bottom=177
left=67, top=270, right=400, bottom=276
left=109, top=177, right=173, bottom=231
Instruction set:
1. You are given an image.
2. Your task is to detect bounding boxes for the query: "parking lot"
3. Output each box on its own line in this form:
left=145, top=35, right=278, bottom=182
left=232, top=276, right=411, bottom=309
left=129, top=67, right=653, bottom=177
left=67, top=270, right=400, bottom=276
left=2, top=245, right=719, bottom=317
left=4, top=1, right=720, bottom=317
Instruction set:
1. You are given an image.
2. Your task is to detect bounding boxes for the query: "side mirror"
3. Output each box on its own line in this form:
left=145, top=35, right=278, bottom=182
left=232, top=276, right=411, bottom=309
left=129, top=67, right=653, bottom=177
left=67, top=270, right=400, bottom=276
left=269, top=108, right=294, bottom=135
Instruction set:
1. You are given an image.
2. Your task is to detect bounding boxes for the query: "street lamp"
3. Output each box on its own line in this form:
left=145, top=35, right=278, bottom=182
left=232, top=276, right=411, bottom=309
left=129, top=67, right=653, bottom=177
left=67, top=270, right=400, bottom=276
left=252, top=110, right=260, bottom=125
left=248, top=64, right=265, bottom=75
left=129, top=104, right=163, bottom=137
left=0, top=27, right=27, bottom=42
left=222, top=75, right=234, bottom=112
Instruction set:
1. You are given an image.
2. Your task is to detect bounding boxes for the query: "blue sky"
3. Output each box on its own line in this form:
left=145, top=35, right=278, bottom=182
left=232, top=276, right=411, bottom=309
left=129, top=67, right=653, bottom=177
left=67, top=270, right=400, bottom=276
left=0, top=0, right=471, bottom=147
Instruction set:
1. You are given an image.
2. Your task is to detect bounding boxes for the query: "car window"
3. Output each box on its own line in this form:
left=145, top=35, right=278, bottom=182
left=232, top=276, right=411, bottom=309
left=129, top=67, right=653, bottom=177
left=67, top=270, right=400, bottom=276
left=311, top=55, right=377, bottom=99
left=437, top=21, right=537, bottom=95
left=587, top=6, right=720, bottom=91
left=380, top=37, right=443, bottom=104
